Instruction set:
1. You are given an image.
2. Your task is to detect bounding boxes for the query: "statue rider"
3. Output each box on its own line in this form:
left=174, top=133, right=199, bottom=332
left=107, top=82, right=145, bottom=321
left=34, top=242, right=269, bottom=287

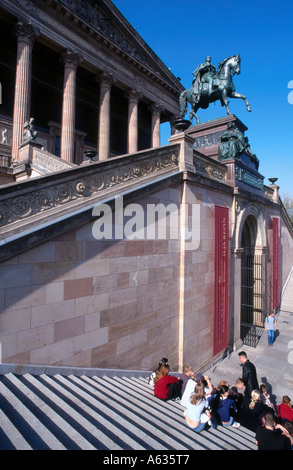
left=192, top=56, right=216, bottom=103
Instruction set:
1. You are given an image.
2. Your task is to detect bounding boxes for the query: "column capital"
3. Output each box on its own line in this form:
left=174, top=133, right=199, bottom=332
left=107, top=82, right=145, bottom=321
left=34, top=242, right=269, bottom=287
left=169, top=114, right=179, bottom=135
left=149, top=103, right=164, bottom=115
left=125, top=89, right=143, bottom=103
left=62, top=49, right=83, bottom=69
left=16, top=21, right=39, bottom=45
left=97, top=71, right=116, bottom=88
left=170, top=114, right=179, bottom=127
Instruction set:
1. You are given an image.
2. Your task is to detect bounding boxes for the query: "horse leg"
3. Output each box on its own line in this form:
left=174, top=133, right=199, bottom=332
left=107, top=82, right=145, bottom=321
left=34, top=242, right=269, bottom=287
left=190, top=105, right=200, bottom=124
left=179, top=91, right=188, bottom=118
left=230, top=91, right=251, bottom=112
left=221, top=90, right=232, bottom=115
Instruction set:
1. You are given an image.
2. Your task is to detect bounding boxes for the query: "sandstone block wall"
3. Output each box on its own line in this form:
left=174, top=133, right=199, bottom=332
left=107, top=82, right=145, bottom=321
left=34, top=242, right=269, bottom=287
left=0, top=185, right=185, bottom=370
left=1, top=179, right=292, bottom=372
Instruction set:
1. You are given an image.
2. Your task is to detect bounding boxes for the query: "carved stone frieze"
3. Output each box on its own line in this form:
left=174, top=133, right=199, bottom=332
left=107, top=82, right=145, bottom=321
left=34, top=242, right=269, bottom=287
left=33, top=151, right=75, bottom=172
left=193, top=131, right=223, bottom=149
left=14, top=0, right=38, bottom=16
left=193, top=152, right=227, bottom=181
left=58, top=0, right=155, bottom=72
left=235, top=165, right=263, bottom=190
left=0, top=148, right=179, bottom=227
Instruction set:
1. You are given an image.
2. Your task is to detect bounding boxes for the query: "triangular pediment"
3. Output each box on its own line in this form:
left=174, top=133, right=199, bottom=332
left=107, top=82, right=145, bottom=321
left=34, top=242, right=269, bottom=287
left=57, top=0, right=183, bottom=94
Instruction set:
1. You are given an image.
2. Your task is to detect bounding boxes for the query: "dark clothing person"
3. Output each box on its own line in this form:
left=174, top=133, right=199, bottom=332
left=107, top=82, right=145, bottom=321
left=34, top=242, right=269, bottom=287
left=241, top=359, right=259, bottom=397
left=239, top=397, right=268, bottom=432
left=255, top=426, right=291, bottom=450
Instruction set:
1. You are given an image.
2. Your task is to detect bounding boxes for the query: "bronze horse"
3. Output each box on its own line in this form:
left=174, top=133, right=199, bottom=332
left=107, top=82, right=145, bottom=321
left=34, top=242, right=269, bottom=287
left=179, top=54, right=251, bottom=123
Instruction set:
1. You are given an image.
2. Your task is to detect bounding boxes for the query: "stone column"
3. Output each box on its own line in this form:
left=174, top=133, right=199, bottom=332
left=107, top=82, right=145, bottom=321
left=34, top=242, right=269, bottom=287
left=232, top=248, right=244, bottom=349
left=150, top=104, right=164, bottom=148
left=60, top=50, right=82, bottom=162
left=11, top=22, right=39, bottom=162
left=98, top=72, right=114, bottom=160
left=170, top=115, right=179, bottom=136
left=125, top=89, right=142, bottom=154
left=269, top=182, right=280, bottom=204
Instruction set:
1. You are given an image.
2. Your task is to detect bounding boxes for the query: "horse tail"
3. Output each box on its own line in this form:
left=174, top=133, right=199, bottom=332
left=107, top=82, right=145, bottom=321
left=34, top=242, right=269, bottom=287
left=179, top=90, right=188, bottom=118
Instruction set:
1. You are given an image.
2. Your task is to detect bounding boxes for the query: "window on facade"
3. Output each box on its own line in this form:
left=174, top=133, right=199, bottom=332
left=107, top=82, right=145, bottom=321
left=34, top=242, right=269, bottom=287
left=55, top=135, right=61, bottom=157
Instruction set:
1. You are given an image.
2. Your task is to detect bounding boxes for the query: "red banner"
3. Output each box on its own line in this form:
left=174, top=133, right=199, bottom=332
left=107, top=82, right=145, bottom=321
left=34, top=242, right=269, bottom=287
left=214, top=206, right=229, bottom=355
left=272, top=217, right=279, bottom=310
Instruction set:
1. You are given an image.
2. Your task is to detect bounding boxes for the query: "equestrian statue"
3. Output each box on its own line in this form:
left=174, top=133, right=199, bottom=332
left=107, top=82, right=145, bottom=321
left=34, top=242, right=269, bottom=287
left=179, top=54, right=251, bottom=124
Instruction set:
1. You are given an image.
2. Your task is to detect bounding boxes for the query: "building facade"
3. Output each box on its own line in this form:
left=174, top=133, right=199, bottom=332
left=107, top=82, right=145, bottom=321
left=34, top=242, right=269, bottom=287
left=0, top=0, right=183, bottom=182
left=0, top=0, right=293, bottom=373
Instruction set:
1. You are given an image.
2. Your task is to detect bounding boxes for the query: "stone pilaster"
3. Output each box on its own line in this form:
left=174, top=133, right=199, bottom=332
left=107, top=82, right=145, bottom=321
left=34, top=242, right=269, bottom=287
left=150, top=103, right=164, bottom=148
left=125, top=89, right=142, bottom=154
left=231, top=248, right=244, bottom=349
left=98, top=72, right=115, bottom=160
left=60, top=50, right=82, bottom=163
left=170, top=115, right=179, bottom=136
left=11, top=22, right=39, bottom=162
left=269, top=183, right=280, bottom=204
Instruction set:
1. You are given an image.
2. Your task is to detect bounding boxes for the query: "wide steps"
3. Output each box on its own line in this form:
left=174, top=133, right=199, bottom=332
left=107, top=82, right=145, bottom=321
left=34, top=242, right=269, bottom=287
left=0, top=372, right=256, bottom=451
left=281, top=269, right=293, bottom=312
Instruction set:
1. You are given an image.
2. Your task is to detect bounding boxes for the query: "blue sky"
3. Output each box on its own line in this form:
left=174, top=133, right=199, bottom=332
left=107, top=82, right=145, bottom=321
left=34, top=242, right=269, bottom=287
left=112, top=0, right=293, bottom=196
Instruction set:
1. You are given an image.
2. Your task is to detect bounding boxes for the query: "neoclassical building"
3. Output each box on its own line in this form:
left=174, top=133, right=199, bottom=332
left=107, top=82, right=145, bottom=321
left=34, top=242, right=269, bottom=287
left=0, top=0, right=292, bottom=373
left=0, top=0, right=183, bottom=181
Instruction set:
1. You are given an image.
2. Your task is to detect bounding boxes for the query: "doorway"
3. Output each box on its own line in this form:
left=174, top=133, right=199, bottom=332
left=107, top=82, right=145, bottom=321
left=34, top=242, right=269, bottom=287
left=240, top=215, right=265, bottom=346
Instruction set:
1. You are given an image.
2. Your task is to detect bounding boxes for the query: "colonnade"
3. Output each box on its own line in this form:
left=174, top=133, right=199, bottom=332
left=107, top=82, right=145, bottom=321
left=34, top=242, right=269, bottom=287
left=11, top=21, right=166, bottom=163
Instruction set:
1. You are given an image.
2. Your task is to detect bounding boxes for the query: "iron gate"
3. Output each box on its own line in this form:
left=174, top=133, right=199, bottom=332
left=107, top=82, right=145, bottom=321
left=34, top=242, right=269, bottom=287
left=241, top=254, right=265, bottom=347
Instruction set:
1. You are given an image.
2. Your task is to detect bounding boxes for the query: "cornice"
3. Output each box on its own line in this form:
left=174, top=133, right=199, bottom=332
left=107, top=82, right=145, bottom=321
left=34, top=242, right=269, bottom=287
left=12, top=0, right=183, bottom=97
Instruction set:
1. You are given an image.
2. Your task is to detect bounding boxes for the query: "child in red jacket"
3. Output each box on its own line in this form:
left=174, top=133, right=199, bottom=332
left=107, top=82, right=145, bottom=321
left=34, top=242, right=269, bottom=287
left=279, top=396, right=293, bottom=422
left=154, top=364, right=181, bottom=401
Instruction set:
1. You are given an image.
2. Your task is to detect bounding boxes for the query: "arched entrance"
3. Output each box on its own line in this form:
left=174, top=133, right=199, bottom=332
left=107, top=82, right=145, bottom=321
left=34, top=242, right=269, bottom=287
left=240, top=215, right=265, bottom=346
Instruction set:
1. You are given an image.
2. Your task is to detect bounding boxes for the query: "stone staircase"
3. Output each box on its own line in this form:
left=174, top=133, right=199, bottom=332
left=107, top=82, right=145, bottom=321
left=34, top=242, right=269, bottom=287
left=0, top=368, right=257, bottom=450
left=281, top=268, right=293, bottom=313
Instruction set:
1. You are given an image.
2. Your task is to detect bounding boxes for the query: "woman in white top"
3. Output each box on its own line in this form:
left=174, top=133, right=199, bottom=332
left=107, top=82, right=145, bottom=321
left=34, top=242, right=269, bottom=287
left=184, top=383, right=211, bottom=433
left=180, top=374, right=213, bottom=408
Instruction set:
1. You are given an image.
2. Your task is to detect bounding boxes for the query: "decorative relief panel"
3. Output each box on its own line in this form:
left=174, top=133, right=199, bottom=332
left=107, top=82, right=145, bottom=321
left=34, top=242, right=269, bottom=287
left=0, top=127, right=12, bottom=146
left=33, top=152, right=75, bottom=172
left=59, top=0, right=155, bottom=71
left=193, top=131, right=223, bottom=149
left=235, top=165, right=263, bottom=190
left=193, top=152, right=226, bottom=181
left=0, top=149, right=179, bottom=227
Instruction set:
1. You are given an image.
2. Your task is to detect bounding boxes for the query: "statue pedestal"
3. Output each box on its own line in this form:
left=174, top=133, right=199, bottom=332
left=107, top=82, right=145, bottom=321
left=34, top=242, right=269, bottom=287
left=18, top=140, right=43, bottom=163
left=224, top=158, right=264, bottom=191
left=185, top=114, right=247, bottom=161
left=186, top=114, right=265, bottom=193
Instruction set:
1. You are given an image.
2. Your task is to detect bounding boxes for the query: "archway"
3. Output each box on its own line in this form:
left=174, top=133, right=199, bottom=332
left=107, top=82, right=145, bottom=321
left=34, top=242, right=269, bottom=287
left=240, top=215, right=265, bottom=346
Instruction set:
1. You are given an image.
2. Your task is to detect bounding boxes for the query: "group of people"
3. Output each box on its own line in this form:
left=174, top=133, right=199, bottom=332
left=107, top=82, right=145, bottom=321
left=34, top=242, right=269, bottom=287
left=148, top=353, right=293, bottom=450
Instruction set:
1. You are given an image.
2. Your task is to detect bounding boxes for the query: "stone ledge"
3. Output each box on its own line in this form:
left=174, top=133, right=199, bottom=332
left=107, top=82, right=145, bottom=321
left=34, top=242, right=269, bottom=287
left=0, top=362, right=152, bottom=378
